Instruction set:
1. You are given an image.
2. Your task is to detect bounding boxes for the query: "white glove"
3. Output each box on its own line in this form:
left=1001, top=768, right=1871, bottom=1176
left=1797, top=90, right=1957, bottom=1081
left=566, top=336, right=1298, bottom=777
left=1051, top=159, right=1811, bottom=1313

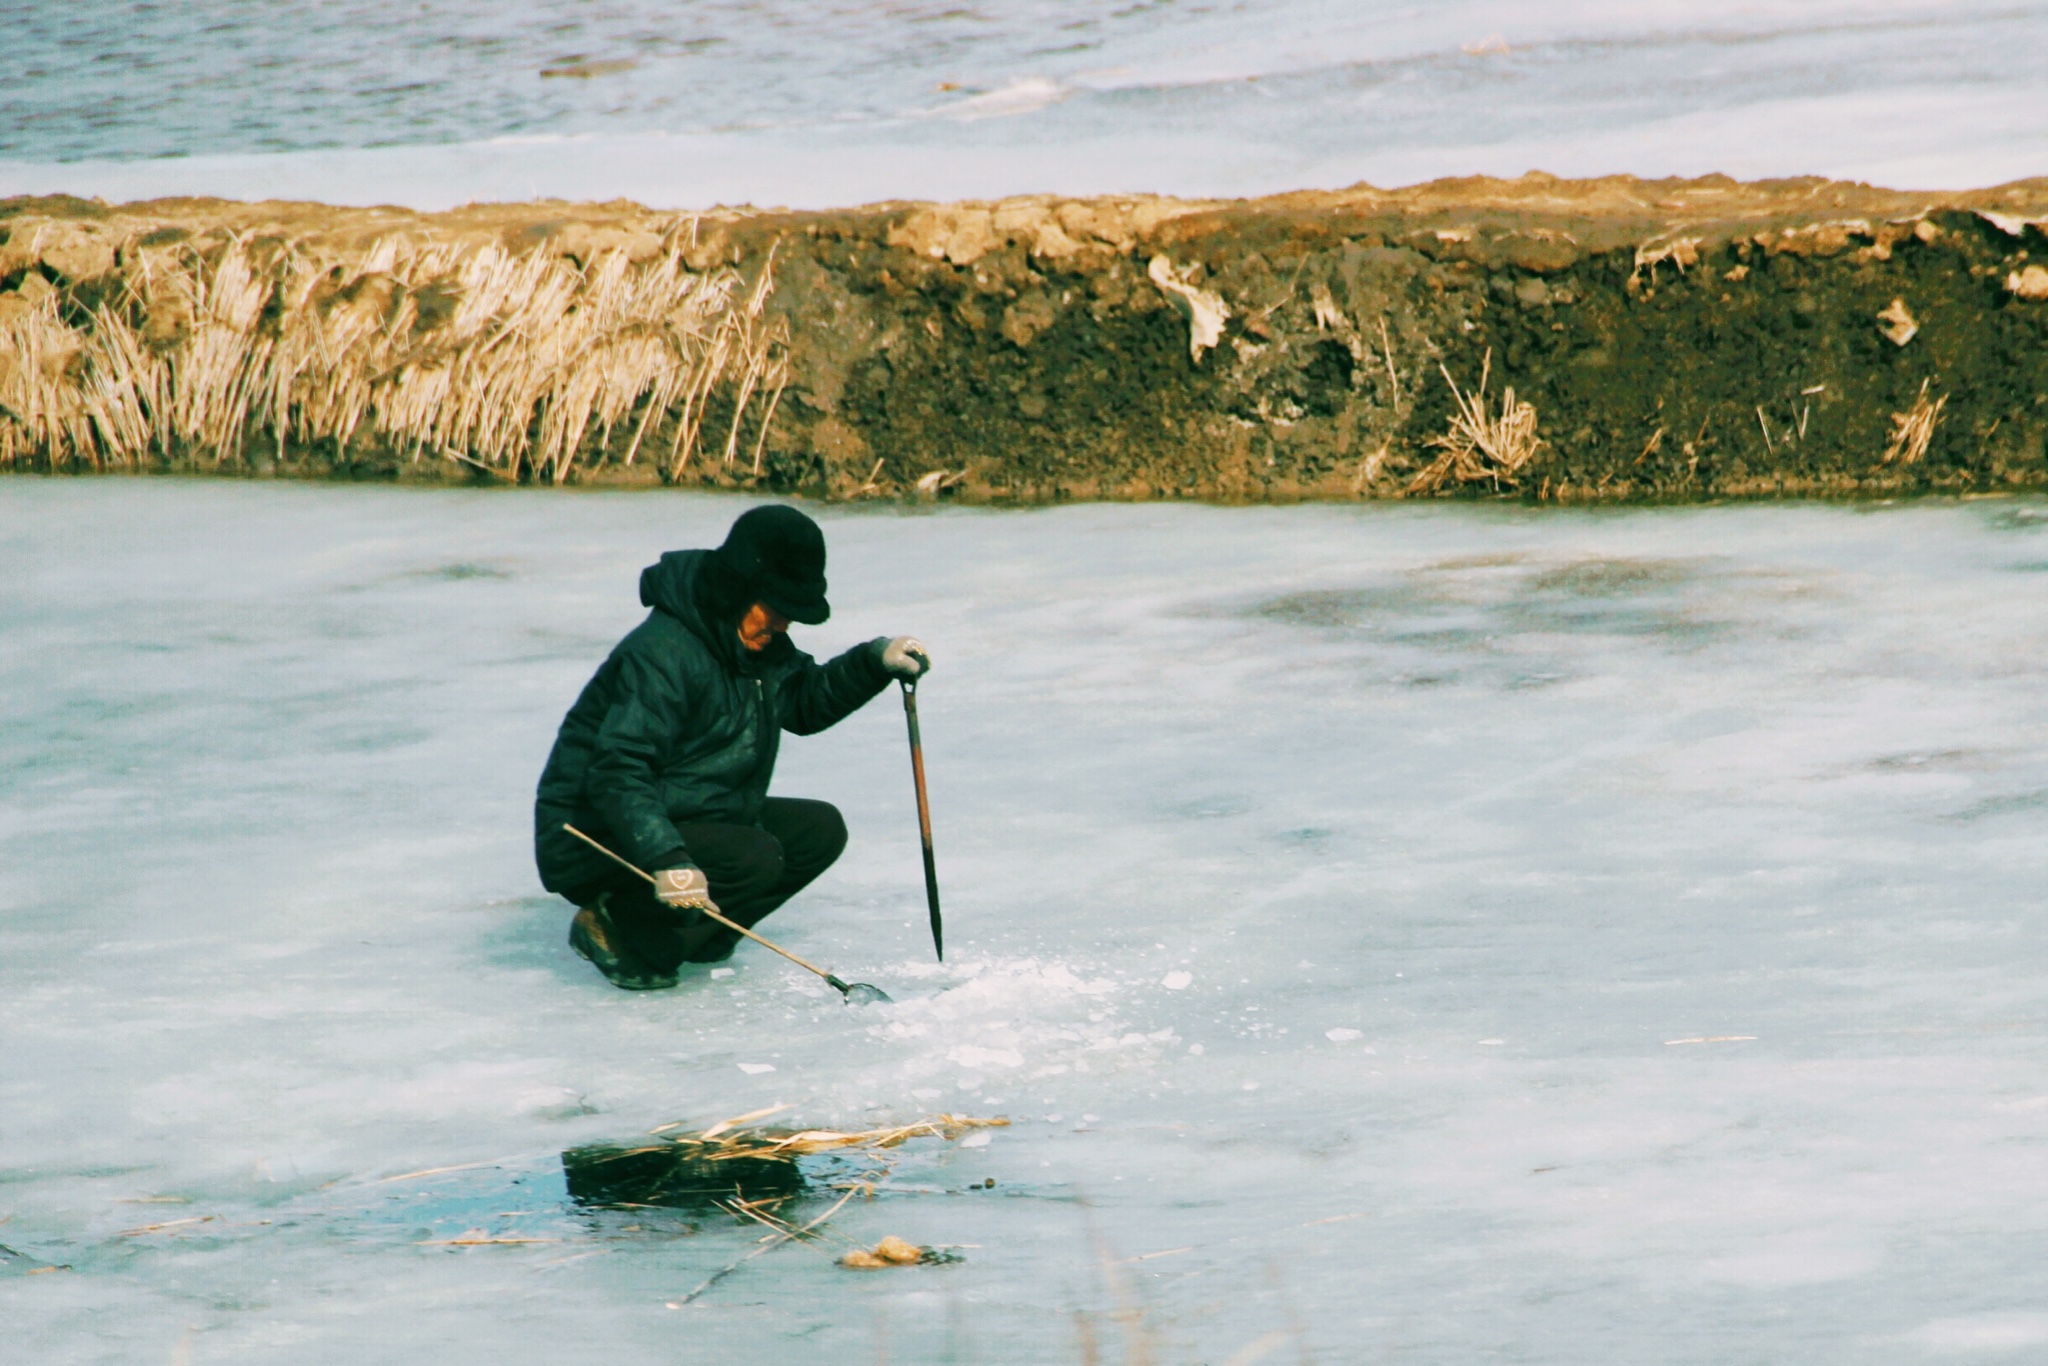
left=881, top=636, right=931, bottom=680
left=653, top=866, right=720, bottom=914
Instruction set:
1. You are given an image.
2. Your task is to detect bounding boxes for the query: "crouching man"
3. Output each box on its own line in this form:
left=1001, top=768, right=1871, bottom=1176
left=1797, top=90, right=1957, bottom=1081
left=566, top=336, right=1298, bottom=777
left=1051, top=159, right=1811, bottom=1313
left=533, top=505, right=929, bottom=990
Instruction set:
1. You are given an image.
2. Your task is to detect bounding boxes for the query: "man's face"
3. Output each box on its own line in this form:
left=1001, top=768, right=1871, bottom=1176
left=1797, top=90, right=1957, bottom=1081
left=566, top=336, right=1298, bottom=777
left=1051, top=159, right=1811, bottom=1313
left=737, top=602, right=791, bottom=652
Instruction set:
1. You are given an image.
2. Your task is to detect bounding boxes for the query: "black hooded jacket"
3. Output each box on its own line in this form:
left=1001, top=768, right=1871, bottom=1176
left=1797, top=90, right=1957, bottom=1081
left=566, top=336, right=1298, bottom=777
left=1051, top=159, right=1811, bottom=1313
left=533, top=549, right=890, bottom=898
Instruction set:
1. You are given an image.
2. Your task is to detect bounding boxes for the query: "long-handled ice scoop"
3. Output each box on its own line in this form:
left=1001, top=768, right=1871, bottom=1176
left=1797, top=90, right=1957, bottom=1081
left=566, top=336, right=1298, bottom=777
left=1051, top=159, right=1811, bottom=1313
left=562, top=824, right=892, bottom=1006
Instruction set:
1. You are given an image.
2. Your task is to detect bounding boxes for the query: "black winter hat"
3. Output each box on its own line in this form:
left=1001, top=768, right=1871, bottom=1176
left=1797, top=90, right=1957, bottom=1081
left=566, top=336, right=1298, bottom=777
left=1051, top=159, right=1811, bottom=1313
left=713, top=505, right=830, bottom=624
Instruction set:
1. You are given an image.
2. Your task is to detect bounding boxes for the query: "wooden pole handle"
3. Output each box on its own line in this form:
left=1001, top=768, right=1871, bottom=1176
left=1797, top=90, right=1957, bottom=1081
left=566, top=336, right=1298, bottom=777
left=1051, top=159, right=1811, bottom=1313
left=561, top=824, right=839, bottom=984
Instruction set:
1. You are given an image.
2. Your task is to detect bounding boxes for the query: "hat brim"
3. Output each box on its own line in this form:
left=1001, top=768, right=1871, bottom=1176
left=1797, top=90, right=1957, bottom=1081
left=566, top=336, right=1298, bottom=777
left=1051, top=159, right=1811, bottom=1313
left=760, top=588, right=830, bottom=626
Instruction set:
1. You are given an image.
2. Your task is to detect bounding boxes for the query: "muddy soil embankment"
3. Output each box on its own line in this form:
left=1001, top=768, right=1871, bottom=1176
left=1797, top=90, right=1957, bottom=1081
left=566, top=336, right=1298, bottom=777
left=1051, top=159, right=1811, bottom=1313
left=4, top=175, right=2048, bottom=501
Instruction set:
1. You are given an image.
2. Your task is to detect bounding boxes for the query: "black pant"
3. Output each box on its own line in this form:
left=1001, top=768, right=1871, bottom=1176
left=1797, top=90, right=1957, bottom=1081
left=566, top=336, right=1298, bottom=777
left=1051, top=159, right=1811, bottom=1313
left=572, top=797, right=848, bottom=974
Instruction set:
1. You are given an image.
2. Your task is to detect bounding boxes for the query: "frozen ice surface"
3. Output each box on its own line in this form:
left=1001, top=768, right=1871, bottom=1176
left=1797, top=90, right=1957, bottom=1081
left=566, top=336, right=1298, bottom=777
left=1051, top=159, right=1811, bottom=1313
left=3, top=1, right=2046, bottom=206
left=4, top=482, right=2048, bottom=1362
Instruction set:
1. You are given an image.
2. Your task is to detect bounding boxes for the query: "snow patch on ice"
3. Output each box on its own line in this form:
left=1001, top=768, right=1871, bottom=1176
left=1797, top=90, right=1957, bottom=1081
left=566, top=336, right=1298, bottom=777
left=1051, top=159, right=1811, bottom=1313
left=865, top=956, right=1171, bottom=1085
left=929, top=76, right=1069, bottom=122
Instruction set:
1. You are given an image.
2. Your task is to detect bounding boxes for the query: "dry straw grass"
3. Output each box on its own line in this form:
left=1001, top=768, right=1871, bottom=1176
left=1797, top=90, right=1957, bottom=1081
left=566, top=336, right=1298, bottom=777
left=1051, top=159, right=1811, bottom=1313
left=0, top=230, right=788, bottom=481
left=645, top=1106, right=1007, bottom=1162
left=1883, top=378, right=1946, bottom=464
left=1408, top=350, right=1544, bottom=493
left=642, top=1108, right=1004, bottom=1304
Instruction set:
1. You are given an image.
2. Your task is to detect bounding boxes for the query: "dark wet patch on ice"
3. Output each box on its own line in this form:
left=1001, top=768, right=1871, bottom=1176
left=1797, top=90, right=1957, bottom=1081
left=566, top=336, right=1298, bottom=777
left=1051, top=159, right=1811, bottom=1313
left=1277, top=827, right=1332, bottom=846
left=1383, top=626, right=1491, bottom=650
left=1160, top=793, right=1255, bottom=819
left=52, top=1164, right=158, bottom=1181
left=317, top=723, right=432, bottom=753
left=2010, top=560, right=2048, bottom=573
left=1424, top=553, right=1529, bottom=571
left=1945, top=789, right=2048, bottom=822
left=1870, top=749, right=1987, bottom=772
left=1241, top=585, right=1438, bottom=627
left=415, top=561, right=514, bottom=581
left=1524, top=558, right=1699, bottom=596
left=347, top=1165, right=596, bottom=1247
left=307, top=612, right=383, bottom=643
left=0, top=1241, right=66, bottom=1276
left=1501, top=603, right=1734, bottom=644
left=1234, top=558, right=1729, bottom=641
left=1224, top=556, right=1745, bottom=697
left=69, top=1152, right=867, bottom=1260
left=1982, top=504, right=2048, bottom=532
left=1505, top=558, right=1734, bottom=644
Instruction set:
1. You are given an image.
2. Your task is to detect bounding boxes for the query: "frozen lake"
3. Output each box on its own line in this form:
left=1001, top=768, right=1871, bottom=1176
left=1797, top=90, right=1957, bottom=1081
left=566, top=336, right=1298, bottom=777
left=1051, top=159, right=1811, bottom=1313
left=4, top=1, right=2046, bottom=206
left=4, top=482, right=2048, bottom=1362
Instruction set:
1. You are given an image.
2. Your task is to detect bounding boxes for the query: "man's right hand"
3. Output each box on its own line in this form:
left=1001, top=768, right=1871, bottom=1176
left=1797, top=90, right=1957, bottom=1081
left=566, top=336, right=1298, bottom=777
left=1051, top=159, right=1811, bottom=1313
left=881, top=636, right=931, bottom=680
left=654, top=866, right=720, bottom=915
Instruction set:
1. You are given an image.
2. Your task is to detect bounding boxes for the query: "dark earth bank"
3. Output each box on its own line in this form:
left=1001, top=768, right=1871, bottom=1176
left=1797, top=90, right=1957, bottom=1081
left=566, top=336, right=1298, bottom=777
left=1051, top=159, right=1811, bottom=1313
left=4, top=175, right=2047, bottom=502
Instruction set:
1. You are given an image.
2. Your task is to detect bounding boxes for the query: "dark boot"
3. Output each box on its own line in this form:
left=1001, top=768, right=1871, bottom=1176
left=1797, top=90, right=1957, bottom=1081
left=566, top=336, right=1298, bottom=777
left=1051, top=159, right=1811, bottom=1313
left=569, top=896, right=679, bottom=991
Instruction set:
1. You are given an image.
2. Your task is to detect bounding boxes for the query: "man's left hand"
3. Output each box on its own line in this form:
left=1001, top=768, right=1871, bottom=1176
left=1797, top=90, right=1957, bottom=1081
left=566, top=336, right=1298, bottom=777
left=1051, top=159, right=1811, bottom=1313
left=653, top=865, right=720, bottom=915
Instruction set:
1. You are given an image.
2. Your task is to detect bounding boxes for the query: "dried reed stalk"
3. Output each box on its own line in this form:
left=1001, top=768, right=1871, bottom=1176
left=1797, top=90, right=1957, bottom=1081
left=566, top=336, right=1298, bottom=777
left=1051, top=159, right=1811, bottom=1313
left=0, top=230, right=789, bottom=481
left=642, top=1110, right=1007, bottom=1163
left=1883, top=378, right=1946, bottom=464
left=669, top=1188, right=861, bottom=1307
left=1408, top=351, right=1544, bottom=493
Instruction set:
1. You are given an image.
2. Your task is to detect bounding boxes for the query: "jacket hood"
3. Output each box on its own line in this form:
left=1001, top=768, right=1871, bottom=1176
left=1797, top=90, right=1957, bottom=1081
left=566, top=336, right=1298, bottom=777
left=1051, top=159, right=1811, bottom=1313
left=639, top=549, right=789, bottom=673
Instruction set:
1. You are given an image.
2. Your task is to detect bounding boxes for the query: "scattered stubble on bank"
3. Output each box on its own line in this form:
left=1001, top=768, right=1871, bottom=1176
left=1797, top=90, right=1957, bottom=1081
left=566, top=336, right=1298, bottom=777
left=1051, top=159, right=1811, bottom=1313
left=1409, top=350, right=1544, bottom=494
left=1885, top=378, right=1949, bottom=465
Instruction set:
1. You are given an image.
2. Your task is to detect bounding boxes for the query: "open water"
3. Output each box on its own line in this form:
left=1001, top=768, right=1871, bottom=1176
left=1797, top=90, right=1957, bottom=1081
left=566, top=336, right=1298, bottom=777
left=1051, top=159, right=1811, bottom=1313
left=4, top=483, right=2048, bottom=1361
left=2, top=1, right=2046, bottom=207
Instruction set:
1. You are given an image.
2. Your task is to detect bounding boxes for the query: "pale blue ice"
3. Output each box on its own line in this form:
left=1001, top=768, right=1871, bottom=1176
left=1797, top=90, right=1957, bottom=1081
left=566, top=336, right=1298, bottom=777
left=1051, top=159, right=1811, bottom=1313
left=4, top=482, right=2048, bottom=1361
